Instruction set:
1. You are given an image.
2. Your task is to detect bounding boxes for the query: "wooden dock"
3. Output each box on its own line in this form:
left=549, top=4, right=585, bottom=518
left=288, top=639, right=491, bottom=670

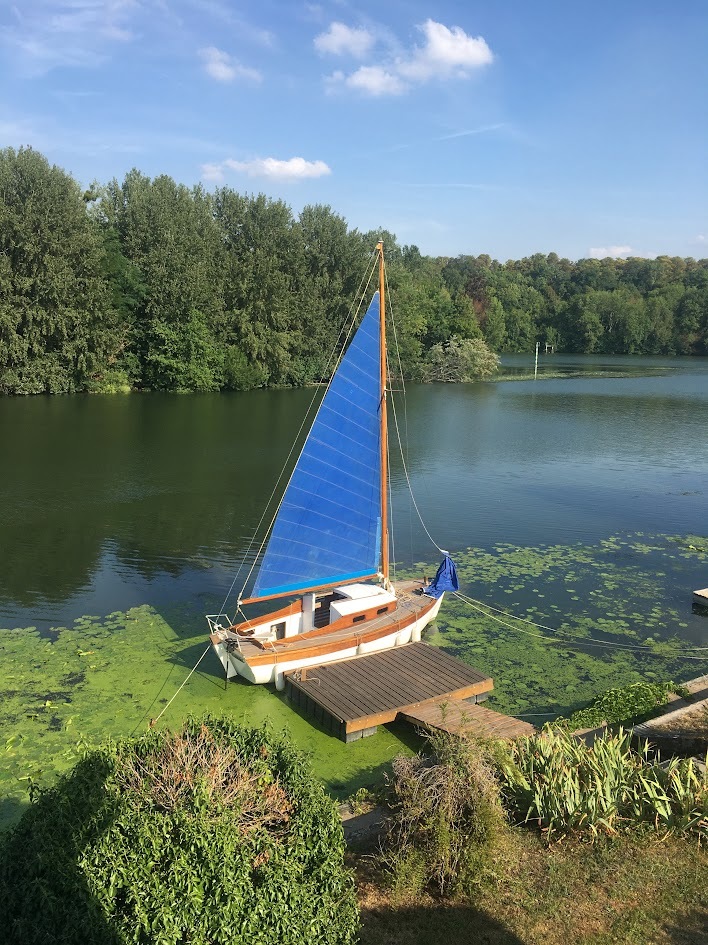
left=693, top=587, right=708, bottom=608
left=285, top=642, right=530, bottom=742
left=402, top=699, right=535, bottom=740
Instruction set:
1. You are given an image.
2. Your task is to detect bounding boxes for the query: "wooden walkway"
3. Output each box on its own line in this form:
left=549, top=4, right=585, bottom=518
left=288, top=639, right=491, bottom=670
left=284, top=642, right=519, bottom=742
left=402, top=699, right=535, bottom=740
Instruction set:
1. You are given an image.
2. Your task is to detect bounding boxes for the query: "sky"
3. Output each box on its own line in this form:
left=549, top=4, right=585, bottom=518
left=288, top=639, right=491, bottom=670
left=1, top=0, right=707, bottom=261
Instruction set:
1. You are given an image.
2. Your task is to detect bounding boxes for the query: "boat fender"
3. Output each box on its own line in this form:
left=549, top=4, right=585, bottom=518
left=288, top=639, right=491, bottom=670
left=275, top=672, right=285, bottom=692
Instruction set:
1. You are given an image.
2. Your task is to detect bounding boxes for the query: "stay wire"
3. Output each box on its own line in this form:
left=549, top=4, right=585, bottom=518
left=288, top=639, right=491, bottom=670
left=148, top=643, right=213, bottom=729
left=388, top=386, right=445, bottom=555
left=453, top=591, right=708, bottom=660
left=217, top=252, right=379, bottom=616
left=384, top=267, right=413, bottom=562
left=383, top=271, right=704, bottom=661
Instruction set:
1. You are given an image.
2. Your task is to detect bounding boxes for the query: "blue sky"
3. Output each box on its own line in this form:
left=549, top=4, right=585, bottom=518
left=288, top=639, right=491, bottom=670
left=1, top=0, right=707, bottom=260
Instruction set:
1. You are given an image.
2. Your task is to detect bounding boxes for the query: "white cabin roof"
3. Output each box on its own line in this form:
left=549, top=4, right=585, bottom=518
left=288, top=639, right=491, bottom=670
left=335, top=583, right=390, bottom=600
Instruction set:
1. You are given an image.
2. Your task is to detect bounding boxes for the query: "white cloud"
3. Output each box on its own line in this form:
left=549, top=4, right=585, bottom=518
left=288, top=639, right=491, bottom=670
left=341, top=65, right=406, bottom=96
left=190, top=2, right=275, bottom=47
left=695, top=234, right=706, bottom=242
left=199, top=46, right=261, bottom=83
left=314, top=22, right=374, bottom=58
left=324, top=18, right=493, bottom=97
left=2, top=0, right=138, bottom=74
left=397, top=19, right=493, bottom=81
left=203, top=156, right=332, bottom=182
left=201, top=162, right=225, bottom=183
left=589, top=245, right=633, bottom=259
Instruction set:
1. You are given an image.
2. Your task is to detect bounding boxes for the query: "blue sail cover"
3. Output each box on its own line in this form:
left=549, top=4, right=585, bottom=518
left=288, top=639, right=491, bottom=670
left=251, top=294, right=382, bottom=599
left=423, top=555, right=459, bottom=599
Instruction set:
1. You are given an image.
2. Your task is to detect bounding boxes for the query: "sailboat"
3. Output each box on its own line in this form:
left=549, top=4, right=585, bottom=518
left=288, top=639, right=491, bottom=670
left=207, top=242, right=457, bottom=688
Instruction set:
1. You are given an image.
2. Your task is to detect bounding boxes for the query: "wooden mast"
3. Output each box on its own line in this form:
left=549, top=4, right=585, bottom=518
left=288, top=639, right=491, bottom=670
left=377, top=241, right=389, bottom=586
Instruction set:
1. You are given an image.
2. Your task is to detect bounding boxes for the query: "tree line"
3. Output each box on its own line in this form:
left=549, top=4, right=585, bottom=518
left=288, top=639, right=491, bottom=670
left=1, top=147, right=706, bottom=395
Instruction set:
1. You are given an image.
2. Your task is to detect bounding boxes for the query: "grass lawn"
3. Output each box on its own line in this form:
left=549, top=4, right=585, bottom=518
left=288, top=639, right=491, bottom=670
left=355, top=830, right=708, bottom=945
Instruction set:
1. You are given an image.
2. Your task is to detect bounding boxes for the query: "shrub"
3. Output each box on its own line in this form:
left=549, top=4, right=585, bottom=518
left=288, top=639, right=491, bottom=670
left=0, top=716, right=359, bottom=945
left=563, top=681, right=685, bottom=730
left=501, top=727, right=708, bottom=841
left=379, top=733, right=509, bottom=900
left=422, top=336, right=500, bottom=383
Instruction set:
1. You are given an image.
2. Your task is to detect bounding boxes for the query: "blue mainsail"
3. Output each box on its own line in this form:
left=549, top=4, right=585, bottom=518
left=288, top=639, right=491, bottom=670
left=251, top=293, right=382, bottom=600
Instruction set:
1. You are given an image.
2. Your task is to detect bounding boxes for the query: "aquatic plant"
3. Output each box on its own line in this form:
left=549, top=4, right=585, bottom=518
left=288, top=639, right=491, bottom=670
left=2, top=529, right=706, bottom=832
left=0, top=604, right=413, bottom=829
left=0, top=716, right=359, bottom=945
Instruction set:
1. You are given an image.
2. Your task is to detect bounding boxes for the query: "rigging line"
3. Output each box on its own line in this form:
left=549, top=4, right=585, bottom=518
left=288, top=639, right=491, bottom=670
left=455, top=590, right=708, bottom=651
left=221, top=254, right=379, bottom=614
left=453, top=592, right=708, bottom=659
left=149, top=644, right=212, bottom=728
left=388, top=383, right=445, bottom=555
left=232, top=254, right=379, bottom=608
left=385, top=266, right=414, bottom=561
left=460, top=594, right=708, bottom=653
left=384, top=269, right=445, bottom=556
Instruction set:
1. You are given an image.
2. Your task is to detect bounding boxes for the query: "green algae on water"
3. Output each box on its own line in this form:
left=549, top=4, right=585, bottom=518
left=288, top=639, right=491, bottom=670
left=2, top=530, right=707, bottom=830
left=421, top=532, right=707, bottom=720
left=0, top=604, right=418, bottom=830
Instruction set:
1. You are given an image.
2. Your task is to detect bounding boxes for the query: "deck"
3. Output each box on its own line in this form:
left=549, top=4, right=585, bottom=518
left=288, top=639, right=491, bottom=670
left=285, top=642, right=496, bottom=741
left=401, top=699, right=535, bottom=740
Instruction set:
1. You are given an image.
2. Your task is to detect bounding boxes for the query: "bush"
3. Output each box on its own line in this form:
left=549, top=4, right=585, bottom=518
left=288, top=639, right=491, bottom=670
left=501, top=727, right=708, bottom=841
left=422, top=336, right=500, bottom=383
left=0, top=716, right=359, bottom=945
left=563, top=681, right=685, bottom=730
left=379, top=733, right=509, bottom=900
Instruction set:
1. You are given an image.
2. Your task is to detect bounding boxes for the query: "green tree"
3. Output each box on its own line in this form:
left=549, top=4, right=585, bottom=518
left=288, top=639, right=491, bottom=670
left=292, top=204, right=366, bottom=384
left=101, top=171, right=224, bottom=391
left=0, top=147, right=117, bottom=394
left=214, top=190, right=301, bottom=387
left=482, top=297, right=507, bottom=351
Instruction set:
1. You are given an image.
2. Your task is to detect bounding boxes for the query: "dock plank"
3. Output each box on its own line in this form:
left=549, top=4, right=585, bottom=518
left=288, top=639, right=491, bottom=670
left=285, top=642, right=494, bottom=737
left=402, top=700, right=535, bottom=740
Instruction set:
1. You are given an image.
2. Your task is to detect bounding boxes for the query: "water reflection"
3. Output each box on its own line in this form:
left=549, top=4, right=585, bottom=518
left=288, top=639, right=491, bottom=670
left=0, top=355, right=707, bottom=631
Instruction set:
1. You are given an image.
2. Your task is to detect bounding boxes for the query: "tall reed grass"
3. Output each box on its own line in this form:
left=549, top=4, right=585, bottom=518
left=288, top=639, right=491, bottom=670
left=501, top=728, right=708, bottom=840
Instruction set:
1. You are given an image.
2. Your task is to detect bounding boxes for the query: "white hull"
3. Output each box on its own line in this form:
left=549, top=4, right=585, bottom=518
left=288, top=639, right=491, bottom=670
left=212, top=593, right=444, bottom=686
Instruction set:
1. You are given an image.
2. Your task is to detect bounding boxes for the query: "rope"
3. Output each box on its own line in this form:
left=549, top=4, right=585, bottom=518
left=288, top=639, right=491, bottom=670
left=452, top=591, right=708, bottom=660
left=148, top=644, right=212, bottom=728
left=385, top=267, right=414, bottom=561
left=388, top=387, right=445, bottom=555
left=217, top=252, right=379, bottom=615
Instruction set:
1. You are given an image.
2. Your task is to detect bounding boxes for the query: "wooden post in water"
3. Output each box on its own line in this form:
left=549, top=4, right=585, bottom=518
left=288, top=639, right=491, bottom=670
left=534, top=341, right=539, bottom=379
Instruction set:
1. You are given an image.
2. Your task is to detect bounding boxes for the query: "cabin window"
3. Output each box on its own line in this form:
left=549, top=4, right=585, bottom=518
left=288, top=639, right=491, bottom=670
left=377, top=606, right=389, bottom=615
left=352, top=614, right=366, bottom=624
left=271, top=621, right=286, bottom=640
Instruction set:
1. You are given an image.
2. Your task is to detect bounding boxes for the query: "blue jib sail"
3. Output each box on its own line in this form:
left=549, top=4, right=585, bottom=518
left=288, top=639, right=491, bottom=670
left=251, top=293, right=382, bottom=600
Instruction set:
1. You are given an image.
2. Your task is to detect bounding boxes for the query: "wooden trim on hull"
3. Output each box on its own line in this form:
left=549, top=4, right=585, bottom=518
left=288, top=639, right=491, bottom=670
left=229, top=598, right=302, bottom=633
left=247, top=597, right=396, bottom=650
left=242, top=592, right=439, bottom=668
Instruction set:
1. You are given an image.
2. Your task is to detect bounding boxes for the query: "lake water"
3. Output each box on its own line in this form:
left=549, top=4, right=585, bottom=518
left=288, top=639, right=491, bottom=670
left=2, top=353, right=707, bottom=632
left=2, top=354, right=708, bottom=821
